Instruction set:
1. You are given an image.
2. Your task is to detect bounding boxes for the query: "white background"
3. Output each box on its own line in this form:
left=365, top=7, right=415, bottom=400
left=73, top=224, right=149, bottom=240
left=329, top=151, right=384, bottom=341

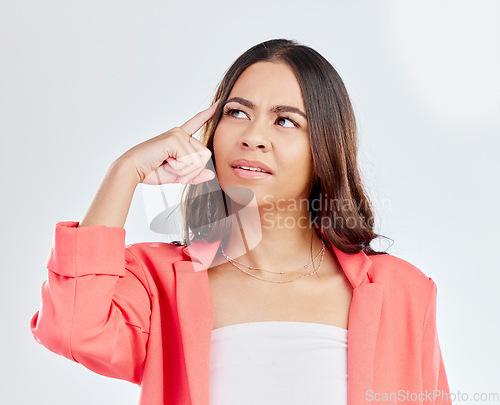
left=1, top=0, right=499, bottom=403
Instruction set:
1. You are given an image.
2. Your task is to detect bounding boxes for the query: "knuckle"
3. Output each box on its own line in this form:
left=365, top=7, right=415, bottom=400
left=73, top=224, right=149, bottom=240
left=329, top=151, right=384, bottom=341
left=167, top=126, right=180, bottom=135
left=170, top=126, right=186, bottom=137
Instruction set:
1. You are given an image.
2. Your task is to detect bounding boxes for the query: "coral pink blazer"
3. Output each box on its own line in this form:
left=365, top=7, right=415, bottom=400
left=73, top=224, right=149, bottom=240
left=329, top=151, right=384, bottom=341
left=31, top=222, right=451, bottom=404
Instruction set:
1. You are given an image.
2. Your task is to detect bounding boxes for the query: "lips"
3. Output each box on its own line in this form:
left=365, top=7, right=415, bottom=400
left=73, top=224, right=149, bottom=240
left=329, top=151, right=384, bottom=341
left=230, top=159, right=273, bottom=174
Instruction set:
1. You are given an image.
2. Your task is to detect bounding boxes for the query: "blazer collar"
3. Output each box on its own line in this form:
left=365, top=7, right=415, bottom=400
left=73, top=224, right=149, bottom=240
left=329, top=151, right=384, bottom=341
left=328, top=241, right=373, bottom=288
left=180, top=240, right=222, bottom=272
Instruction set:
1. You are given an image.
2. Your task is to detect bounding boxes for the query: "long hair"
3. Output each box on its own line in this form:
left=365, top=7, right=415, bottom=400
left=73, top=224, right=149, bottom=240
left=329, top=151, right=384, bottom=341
left=178, top=38, right=390, bottom=255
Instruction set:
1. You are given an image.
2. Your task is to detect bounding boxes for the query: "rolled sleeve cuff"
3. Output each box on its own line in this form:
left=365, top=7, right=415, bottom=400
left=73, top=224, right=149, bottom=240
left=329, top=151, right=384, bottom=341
left=47, top=221, right=126, bottom=278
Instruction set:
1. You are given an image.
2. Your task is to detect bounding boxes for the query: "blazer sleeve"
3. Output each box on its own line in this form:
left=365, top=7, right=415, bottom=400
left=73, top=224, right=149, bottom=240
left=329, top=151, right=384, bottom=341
left=30, top=221, right=152, bottom=385
left=421, top=277, right=452, bottom=404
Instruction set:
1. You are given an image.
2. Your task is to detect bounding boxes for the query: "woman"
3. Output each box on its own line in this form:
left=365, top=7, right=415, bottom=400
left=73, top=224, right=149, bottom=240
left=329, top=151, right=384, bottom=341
left=31, top=39, right=452, bottom=404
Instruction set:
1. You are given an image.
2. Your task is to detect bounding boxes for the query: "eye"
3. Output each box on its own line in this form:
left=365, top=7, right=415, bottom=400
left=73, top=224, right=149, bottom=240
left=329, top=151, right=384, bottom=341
left=224, top=108, right=249, bottom=119
left=276, top=116, right=299, bottom=128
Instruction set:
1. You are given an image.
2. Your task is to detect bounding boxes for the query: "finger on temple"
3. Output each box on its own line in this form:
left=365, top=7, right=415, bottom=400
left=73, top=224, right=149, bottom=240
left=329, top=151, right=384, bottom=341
left=180, top=101, right=219, bottom=137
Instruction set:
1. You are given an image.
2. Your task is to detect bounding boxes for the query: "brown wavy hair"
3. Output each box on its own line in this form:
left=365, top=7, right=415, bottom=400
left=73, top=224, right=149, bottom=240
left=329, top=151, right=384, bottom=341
left=178, top=38, right=390, bottom=255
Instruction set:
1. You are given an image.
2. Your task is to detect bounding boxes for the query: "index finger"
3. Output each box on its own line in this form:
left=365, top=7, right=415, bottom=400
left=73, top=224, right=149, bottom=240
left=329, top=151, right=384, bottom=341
left=180, top=100, right=220, bottom=136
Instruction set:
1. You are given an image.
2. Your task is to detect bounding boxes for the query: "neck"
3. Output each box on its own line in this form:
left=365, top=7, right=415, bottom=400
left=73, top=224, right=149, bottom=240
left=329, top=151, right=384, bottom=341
left=215, top=200, right=325, bottom=276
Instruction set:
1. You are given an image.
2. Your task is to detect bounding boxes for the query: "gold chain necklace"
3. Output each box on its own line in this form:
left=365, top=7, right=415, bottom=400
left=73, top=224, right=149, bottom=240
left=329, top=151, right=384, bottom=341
left=221, top=241, right=325, bottom=283
left=222, top=241, right=325, bottom=274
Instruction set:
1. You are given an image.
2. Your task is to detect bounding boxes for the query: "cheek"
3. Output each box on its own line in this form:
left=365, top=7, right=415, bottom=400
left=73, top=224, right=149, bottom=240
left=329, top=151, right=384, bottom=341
left=286, top=140, right=314, bottom=171
left=290, top=143, right=315, bottom=186
left=213, top=121, right=239, bottom=165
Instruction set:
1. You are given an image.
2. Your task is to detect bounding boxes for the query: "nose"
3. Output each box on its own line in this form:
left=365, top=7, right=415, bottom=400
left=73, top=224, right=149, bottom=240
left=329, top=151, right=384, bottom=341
left=240, top=120, right=271, bottom=151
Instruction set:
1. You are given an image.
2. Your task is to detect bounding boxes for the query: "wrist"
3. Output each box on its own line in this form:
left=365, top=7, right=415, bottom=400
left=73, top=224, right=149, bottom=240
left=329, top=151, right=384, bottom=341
left=110, top=157, right=142, bottom=185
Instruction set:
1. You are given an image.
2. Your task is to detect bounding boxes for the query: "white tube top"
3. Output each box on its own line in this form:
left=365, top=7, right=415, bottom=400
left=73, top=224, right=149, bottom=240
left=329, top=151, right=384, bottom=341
left=209, top=321, right=348, bottom=405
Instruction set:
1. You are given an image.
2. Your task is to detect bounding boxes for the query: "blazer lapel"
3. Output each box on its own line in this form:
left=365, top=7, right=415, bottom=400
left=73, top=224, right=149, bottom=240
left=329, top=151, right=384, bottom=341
left=173, top=240, right=221, bottom=405
left=331, top=244, right=384, bottom=405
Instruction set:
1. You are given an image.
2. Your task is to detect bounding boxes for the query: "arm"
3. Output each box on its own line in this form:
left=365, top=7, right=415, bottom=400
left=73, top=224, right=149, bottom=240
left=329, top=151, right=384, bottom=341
left=421, top=278, right=452, bottom=404
left=79, top=157, right=141, bottom=228
left=30, top=104, right=217, bottom=384
left=30, top=221, right=152, bottom=385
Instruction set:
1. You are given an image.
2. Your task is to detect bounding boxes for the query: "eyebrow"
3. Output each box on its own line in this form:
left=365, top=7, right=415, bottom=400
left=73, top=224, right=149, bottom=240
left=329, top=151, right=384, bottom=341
left=224, top=96, right=307, bottom=120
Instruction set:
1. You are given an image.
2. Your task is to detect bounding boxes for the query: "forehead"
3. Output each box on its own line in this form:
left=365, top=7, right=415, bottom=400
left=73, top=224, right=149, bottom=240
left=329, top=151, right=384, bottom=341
left=228, top=61, right=305, bottom=109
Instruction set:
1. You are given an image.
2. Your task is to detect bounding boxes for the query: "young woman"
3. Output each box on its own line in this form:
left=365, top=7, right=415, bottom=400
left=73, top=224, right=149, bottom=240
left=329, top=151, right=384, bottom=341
left=31, top=39, right=452, bottom=405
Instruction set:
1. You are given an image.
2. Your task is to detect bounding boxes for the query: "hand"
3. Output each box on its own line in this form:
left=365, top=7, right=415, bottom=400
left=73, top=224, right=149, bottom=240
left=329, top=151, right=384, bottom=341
left=119, top=102, right=218, bottom=185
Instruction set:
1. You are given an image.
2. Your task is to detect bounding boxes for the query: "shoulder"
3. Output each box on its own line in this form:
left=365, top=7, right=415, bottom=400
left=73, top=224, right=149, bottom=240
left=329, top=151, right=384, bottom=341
left=364, top=252, right=439, bottom=330
left=122, top=241, right=188, bottom=284
left=125, top=240, right=186, bottom=263
left=367, top=251, right=435, bottom=299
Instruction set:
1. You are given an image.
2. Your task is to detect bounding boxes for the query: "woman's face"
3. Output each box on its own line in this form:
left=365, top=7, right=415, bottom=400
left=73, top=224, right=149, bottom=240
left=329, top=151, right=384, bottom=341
left=213, top=61, right=314, bottom=209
